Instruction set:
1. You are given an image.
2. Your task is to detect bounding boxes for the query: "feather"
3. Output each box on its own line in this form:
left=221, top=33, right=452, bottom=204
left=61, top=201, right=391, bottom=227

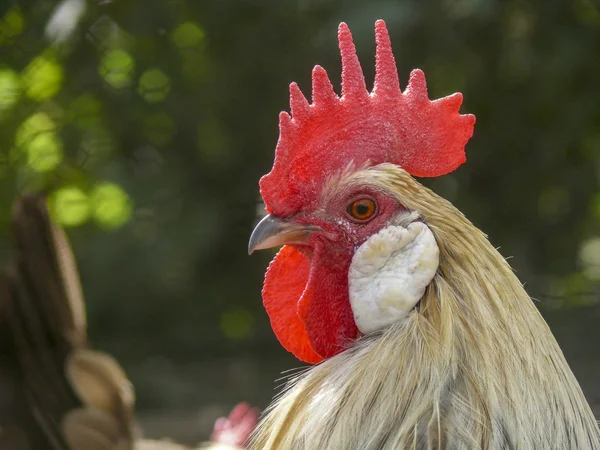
left=249, top=165, right=600, bottom=450
left=0, top=193, right=137, bottom=449
left=0, top=193, right=252, bottom=450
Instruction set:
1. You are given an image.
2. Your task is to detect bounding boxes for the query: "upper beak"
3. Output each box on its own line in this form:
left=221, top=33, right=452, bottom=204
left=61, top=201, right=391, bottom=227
left=248, top=214, right=319, bottom=255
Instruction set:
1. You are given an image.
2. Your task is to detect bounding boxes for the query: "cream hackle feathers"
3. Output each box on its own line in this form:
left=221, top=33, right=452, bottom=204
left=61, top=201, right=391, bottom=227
left=249, top=164, right=600, bottom=450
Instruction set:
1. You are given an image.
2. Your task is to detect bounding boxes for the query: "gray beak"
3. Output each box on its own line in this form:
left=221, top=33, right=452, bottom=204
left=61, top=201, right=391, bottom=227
left=248, top=214, right=319, bottom=255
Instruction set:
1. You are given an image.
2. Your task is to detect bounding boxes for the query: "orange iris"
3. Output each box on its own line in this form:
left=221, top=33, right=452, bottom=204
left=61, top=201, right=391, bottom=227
left=348, top=198, right=376, bottom=221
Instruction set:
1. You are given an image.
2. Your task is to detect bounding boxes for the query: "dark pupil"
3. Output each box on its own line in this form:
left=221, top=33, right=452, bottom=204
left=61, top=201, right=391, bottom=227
left=355, top=202, right=370, bottom=216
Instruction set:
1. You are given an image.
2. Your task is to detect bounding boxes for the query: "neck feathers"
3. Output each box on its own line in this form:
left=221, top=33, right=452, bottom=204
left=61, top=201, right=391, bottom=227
left=249, top=165, right=600, bottom=450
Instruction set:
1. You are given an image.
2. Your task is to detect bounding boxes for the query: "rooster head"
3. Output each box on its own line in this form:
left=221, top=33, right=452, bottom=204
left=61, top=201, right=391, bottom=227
left=249, top=20, right=475, bottom=363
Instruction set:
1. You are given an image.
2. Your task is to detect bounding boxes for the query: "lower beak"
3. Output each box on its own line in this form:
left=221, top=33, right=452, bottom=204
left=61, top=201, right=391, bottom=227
left=248, top=214, right=319, bottom=255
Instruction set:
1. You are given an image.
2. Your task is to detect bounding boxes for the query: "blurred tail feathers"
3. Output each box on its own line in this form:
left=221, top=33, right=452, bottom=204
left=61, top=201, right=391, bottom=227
left=0, top=193, right=136, bottom=449
left=0, top=193, right=254, bottom=450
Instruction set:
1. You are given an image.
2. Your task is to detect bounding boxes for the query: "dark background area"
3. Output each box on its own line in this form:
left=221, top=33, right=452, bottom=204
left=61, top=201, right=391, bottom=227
left=0, top=0, right=599, bottom=444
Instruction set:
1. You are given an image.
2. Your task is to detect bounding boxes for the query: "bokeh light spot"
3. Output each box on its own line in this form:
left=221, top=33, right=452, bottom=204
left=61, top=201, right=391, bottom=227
left=220, top=308, right=255, bottom=340
left=0, top=69, right=20, bottom=112
left=15, top=112, right=55, bottom=143
left=22, top=53, right=64, bottom=101
left=138, top=68, right=170, bottom=103
left=26, top=133, right=63, bottom=172
left=0, top=7, right=24, bottom=44
left=579, top=237, right=600, bottom=281
left=549, top=273, right=593, bottom=307
left=49, top=186, right=91, bottom=227
left=573, top=0, right=600, bottom=25
left=14, top=112, right=63, bottom=172
left=91, top=182, right=132, bottom=229
left=171, top=22, right=204, bottom=49
left=100, top=49, right=135, bottom=89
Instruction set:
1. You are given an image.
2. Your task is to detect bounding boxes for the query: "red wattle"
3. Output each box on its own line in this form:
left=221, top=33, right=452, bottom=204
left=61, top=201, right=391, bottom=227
left=262, top=246, right=323, bottom=363
left=261, top=242, right=358, bottom=364
left=297, top=242, right=358, bottom=359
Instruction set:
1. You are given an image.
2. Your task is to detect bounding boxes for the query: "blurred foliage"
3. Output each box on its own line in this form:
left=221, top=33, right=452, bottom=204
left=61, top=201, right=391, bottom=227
left=0, top=0, right=599, bottom=433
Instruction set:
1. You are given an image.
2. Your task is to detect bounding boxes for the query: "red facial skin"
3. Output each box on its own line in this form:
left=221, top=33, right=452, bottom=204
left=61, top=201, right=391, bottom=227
left=262, top=184, right=401, bottom=363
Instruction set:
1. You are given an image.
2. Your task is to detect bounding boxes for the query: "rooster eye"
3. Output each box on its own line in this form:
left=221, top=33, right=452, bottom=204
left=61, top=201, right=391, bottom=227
left=347, top=198, right=377, bottom=221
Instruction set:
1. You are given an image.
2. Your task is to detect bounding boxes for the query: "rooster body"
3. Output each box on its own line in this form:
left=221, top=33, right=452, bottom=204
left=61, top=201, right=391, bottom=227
left=250, top=166, right=600, bottom=449
left=248, top=21, right=600, bottom=449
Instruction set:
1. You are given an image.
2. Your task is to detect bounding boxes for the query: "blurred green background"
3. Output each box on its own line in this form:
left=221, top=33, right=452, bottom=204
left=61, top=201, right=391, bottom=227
left=0, top=0, right=599, bottom=444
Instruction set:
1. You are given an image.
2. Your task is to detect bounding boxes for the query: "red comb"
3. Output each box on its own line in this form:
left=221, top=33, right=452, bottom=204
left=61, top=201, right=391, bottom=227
left=260, top=20, right=475, bottom=217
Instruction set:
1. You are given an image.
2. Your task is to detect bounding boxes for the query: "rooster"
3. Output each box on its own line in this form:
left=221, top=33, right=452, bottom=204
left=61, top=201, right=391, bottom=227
left=247, top=20, right=600, bottom=449
left=0, top=194, right=258, bottom=450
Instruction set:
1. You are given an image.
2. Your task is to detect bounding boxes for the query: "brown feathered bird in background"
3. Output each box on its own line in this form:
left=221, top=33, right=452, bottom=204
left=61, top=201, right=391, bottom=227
left=0, top=193, right=258, bottom=450
left=246, top=20, right=600, bottom=449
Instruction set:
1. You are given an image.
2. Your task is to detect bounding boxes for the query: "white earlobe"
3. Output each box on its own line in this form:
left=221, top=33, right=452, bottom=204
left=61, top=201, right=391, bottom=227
left=348, top=222, right=439, bottom=334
